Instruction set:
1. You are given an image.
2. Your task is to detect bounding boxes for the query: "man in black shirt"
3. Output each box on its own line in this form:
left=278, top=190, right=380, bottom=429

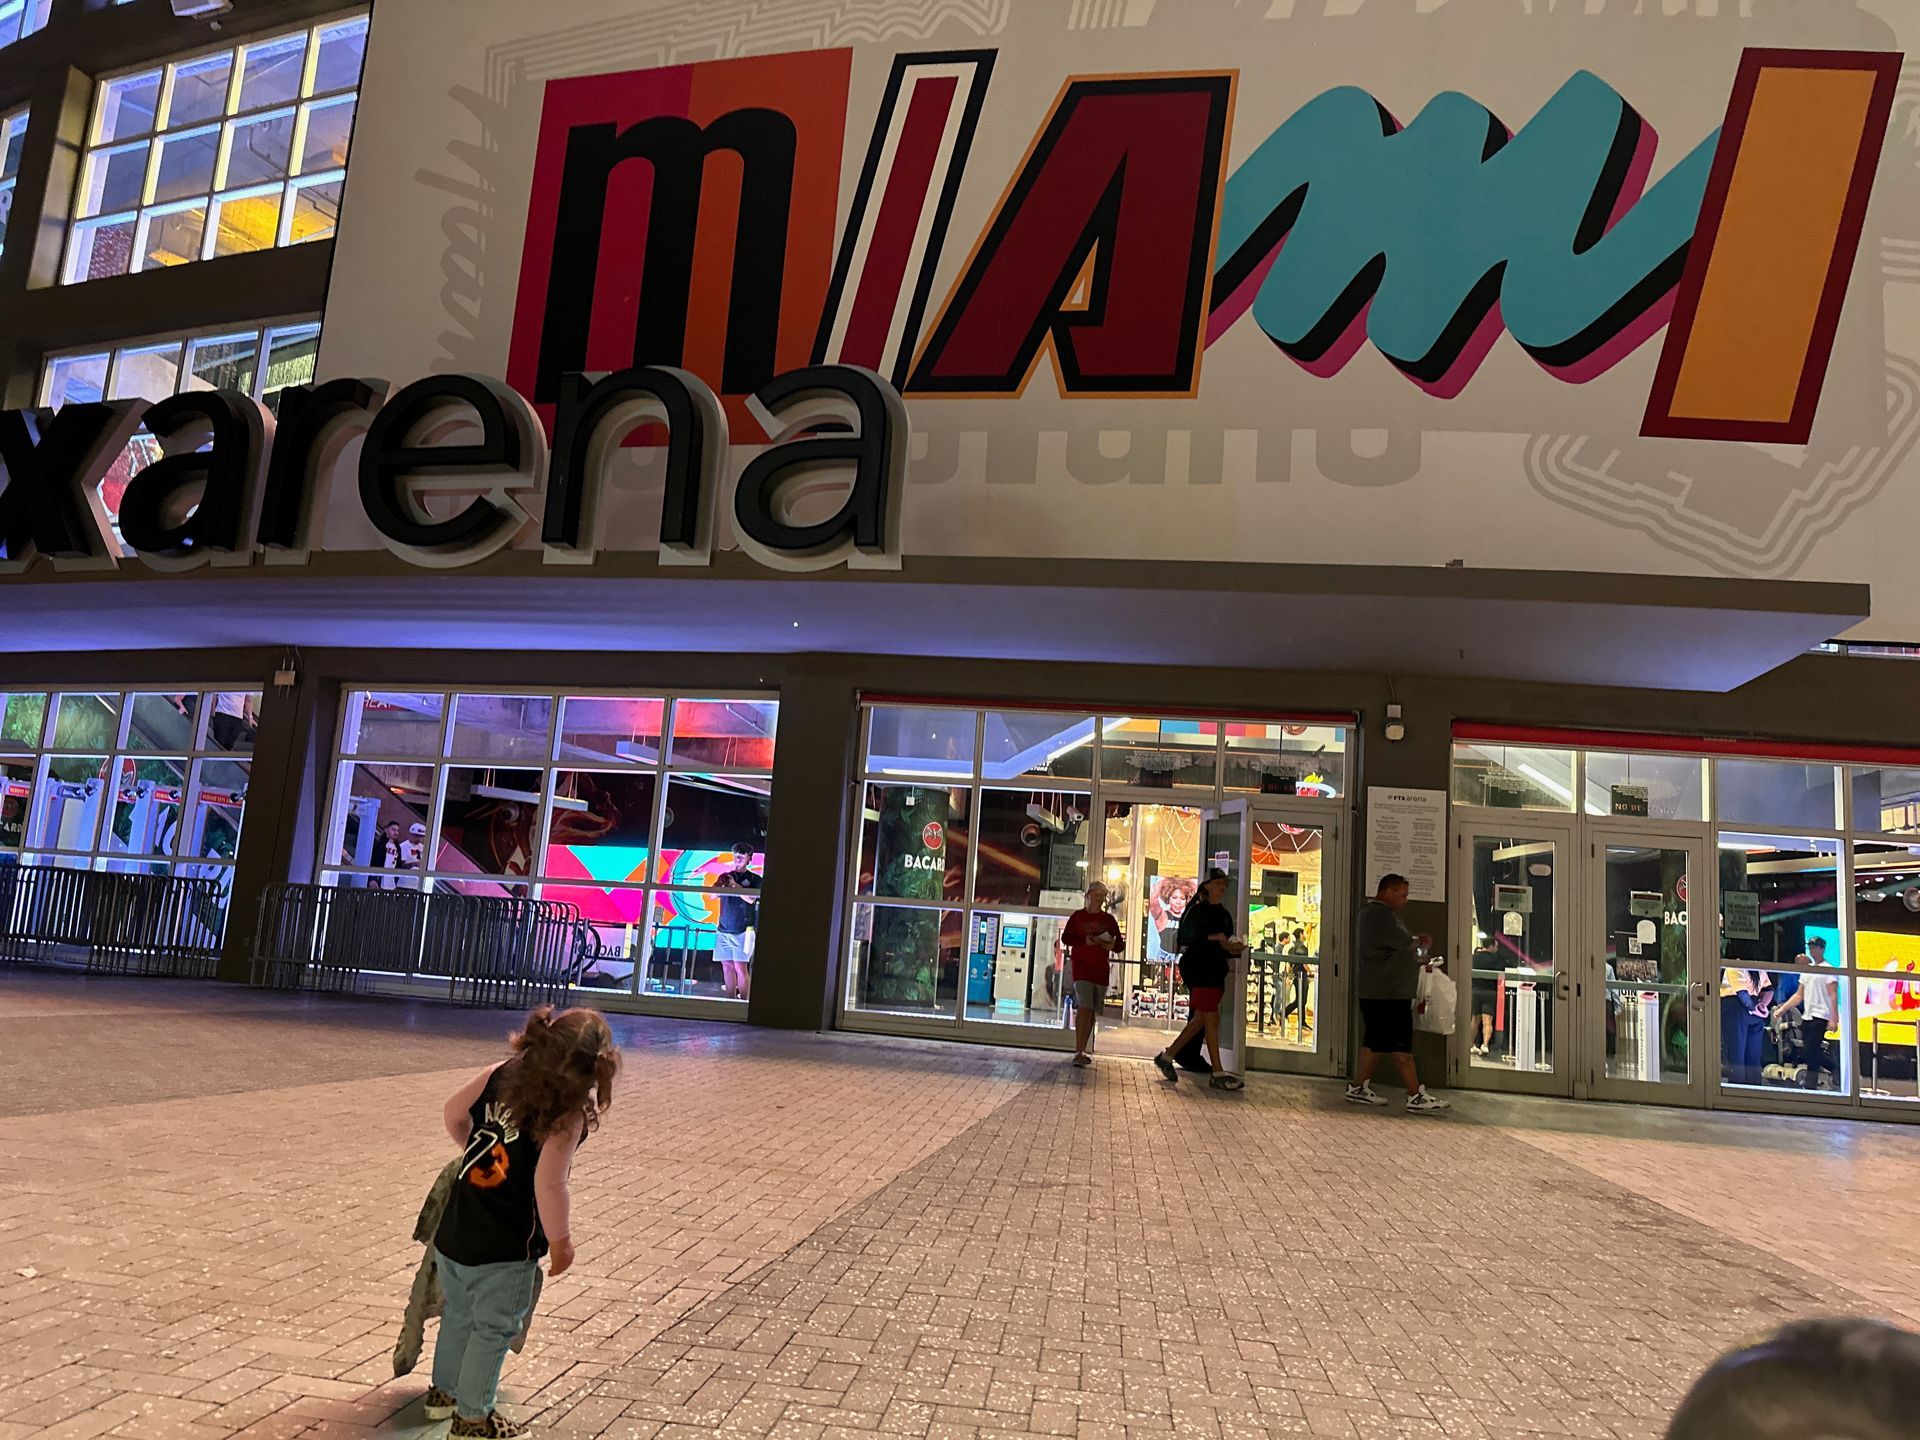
left=714, top=843, right=761, bottom=1001
left=1153, top=869, right=1244, bottom=1090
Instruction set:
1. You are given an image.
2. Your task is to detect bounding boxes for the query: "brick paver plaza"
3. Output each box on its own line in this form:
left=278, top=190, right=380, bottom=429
left=2, top=976, right=1916, bottom=1440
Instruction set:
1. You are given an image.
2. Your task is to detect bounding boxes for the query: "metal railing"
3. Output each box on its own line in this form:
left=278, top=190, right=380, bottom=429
left=250, top=883, right=592, bottom=1008
left=0, top=861, right=226, bottom=977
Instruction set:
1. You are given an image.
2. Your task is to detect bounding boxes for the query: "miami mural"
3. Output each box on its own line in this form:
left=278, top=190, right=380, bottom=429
left=507, top=44, right=1898, bottom=446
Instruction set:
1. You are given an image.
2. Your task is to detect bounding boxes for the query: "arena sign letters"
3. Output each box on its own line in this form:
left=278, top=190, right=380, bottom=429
left=0, top=365, right=907, bottom=575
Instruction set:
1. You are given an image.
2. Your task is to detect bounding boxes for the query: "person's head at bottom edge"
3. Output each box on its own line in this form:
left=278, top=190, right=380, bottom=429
left=1664, top=1317, right=1920, bottom=1440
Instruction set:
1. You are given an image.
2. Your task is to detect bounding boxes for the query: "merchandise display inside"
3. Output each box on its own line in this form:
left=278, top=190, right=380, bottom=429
left=844, top=701, right=1347, bottom=1061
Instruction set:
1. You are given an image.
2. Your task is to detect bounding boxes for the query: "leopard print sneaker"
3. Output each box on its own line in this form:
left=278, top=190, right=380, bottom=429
left=421, top=1387, right=456, bottom=1420
left=449, top=1412, right=530, bottom=1438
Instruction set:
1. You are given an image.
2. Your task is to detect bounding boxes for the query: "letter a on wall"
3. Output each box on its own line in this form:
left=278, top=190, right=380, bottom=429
left=908, top=73, right=1235, bottom=398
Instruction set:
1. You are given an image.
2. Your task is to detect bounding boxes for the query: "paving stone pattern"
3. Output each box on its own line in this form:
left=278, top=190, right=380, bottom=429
left=0, top=975, right=1912, bottom=1439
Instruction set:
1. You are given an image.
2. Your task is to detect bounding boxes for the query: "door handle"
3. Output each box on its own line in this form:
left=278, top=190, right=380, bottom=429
left=1688, top=981, right=1708, bottom=1009
left=1555, top=969, right=1571, bottom=1002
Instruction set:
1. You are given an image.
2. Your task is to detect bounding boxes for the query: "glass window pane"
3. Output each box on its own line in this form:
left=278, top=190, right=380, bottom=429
left=44, top=354, right=108, bottom=406
left=33, top=754, right=108, bottom=850
left=185, top=331, right=260, bottom=394
left=109, top=343, right=181, bottom=402
left=262, top=324, right=319, bottom=398
left=449, top=694, right=553, bottom=762
left=96, top=71, right=161, bottom=143
left=1464, top=833, right=1559, bottom=1076
left=107, top=756, right=186, bottom=857
left=1715, top=759, right=1839, bottom=830
left=865, top=706, right=975, bottom=779
left=857, top=782, right=967, bottom=901
left=541, top=882, right=643, bottom=993
left=167, top=54, right=234, bottom=129
left=1223, top=722, right=1347, bottom=797
left=237, top=34, right=307, bottom=111
left=285, top=176, right=341, bottom=244
left=139, top=204, right=207, bottom=270
left=1717, top=832, right=1840, bottom=969
left=187, top=757, right=248, bottom=861
left=962, top=909, right=1068, bottom=1028
left=78, top=143, right=147, bottom=218
left=126, top=692, right=199, bottom=751
left=1850, top=844, right=1920, bottom=985
left=555, top=696, right=662, bottom=767
left=1, top=111, right=27, bottom=181
left=341, top=692, right=444, bottom=758
left=669, top=699, right=776, bottom=769
left=0, top=693, right=47, bottom=746
left=328, top=761, right=431, bottom=875
left=1850, top=767, right=1920, bottom=836
left=847, top=903, right=962, bottom=1018
left=298, top=96, right=354, bottom=173
left=544, top=771, right=656, bottom=885
left=0, top=177, right=16, bottom=254
left=974, top=788, right=1091, bottom=908
left=439, top=767, right=538, bottom=877
left=52, top=693, right=121, bottom=751
left=311, top=17, right=368, bottom=94
left=1100, top=717, right=1218, bottom=789
left=204, top=693, right=258, bottom=751
left=646, top=889, right=745, bottom=1002
left=659, top=774, right=769, bottom=887
left=1449, top=743, right=1576, bottom=811
left=67, top=215, right=136, bottom=282
left=0, top=756, right=33, bottom=853
left=152, top=124, right=218, bottom=203
left=1579, top=751, right=1706, bottom=821
left=209, top=184, right=282, bottom=257
left=979, top=711, right=1094, bottom=783
left=223, top=109, right=295, bottom=188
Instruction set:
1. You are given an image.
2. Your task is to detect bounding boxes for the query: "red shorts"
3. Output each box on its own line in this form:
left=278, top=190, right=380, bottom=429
left=1188, top=986, right=1224, bottom=1015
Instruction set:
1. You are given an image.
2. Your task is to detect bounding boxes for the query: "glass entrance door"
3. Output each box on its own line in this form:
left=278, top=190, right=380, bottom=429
left=1586, top=830, right=1710, bottom=1106
left=1455, top=824, right=1573, bottom=1096
left=1240, top=804, right=1342, bottom=1074
left=1101, top=799, right=1205, bottom=1054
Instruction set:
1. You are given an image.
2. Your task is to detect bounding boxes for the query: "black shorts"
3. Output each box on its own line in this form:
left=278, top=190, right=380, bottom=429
left=1472, top=977, right=1498, bottom=1015
left=1360, top=998, right=1414, bottom=1054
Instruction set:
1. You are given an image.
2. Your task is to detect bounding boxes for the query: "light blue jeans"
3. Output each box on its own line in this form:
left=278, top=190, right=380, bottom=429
left=432, top=1250, right=538, bottom=1420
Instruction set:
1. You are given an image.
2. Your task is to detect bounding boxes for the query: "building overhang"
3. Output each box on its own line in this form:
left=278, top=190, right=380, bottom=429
left=0, top=556, right=1868, bottom=693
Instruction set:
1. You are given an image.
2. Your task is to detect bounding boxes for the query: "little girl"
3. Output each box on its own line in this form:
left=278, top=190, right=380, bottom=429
left=422, top=1006, right=620, bottom=1438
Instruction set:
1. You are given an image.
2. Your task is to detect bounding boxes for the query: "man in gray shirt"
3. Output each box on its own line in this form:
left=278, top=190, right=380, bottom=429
left=1346, top=874, right=1451, bottom=1113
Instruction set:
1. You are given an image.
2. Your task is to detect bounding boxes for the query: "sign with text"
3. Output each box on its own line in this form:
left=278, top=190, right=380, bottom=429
left=1364, top=787, right=1447, bottom=903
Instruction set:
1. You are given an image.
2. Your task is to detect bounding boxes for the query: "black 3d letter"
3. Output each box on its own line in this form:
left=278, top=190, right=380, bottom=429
left=118, top=390, right=270, bottom=565
left=259, top=379, right=389, bottom=558
left=544, top=366, right=724, bottom=565
left=359, top=375, right=544, bottom=565
left=0, top=402, right=143, bottom=571
left=733, top=365, right=907, bottom=572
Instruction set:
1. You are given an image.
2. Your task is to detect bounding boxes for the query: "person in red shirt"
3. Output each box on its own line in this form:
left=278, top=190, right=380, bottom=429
left=1061, top=881, right=1121, bottom=1067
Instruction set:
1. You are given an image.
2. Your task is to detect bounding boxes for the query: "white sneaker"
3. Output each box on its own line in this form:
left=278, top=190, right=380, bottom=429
left=1344, top=1082, right=1387, bottom=1106
left=1406, top=1086, right=1452, bottom=1114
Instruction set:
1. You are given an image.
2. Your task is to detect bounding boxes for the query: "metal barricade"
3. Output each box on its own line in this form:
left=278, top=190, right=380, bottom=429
left=0, top=862, right=225, bottom=977
left=251, top=883, right=588, bottom=1009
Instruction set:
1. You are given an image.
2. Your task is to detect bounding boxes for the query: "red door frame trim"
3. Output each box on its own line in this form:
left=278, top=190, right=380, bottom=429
left=861, top=693, right=1357, bottom=727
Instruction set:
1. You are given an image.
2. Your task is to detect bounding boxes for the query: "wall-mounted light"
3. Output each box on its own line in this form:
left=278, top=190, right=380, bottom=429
left=1384, top=703, right=1406, bottom=743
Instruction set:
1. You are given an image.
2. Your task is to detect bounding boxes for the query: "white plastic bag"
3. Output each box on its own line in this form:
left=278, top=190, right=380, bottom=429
left=1414, top=963, right=1457, bottom=1036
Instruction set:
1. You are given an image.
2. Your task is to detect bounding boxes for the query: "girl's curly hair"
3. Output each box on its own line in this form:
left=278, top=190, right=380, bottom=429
left=496, top=1006, right=620, bottom=1142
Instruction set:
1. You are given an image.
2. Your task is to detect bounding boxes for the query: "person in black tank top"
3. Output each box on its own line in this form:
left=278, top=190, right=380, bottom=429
left=421, top=1007, right=620, bottom=1439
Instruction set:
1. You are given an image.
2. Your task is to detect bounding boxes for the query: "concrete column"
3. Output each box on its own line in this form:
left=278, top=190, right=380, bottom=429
left=747, top=668, right=857, bottom=1030
left=215, top=666, right=329, bottom=982
left=1349, top=692, right=1455, bottom=1087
